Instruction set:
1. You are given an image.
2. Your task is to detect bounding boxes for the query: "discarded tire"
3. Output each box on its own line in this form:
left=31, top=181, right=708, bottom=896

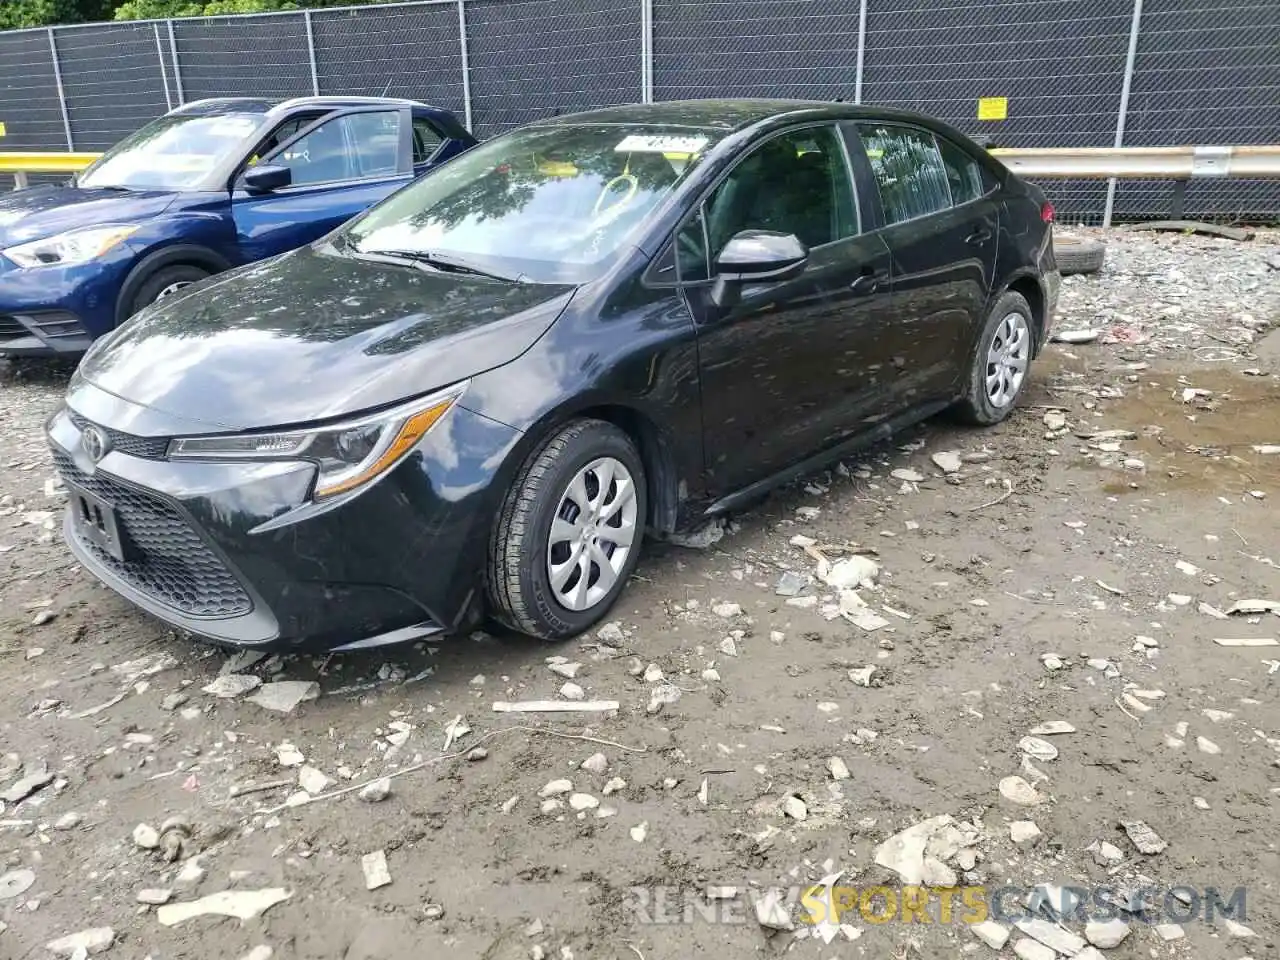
left=1053, top=235, right=1106, bottom=275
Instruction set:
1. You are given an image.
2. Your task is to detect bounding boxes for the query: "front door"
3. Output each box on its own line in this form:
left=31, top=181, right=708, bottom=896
left=851, top=122, right=1000, bottom=405
left=682, top=124, right=895, bottom=498
left=231, top=108, right=412, bottom=263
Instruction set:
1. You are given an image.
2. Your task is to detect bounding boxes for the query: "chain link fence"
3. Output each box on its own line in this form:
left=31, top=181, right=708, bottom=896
left=0, top=0, right=1276, bottom=222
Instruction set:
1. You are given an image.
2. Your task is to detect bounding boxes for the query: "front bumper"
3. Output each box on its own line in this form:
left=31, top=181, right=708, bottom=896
left=0, top=253, right=131, bottom=355
left=47, top=392, right=522, bottom=651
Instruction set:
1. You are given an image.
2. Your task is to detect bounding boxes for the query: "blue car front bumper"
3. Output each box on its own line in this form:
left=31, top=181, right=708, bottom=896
left=0, top=250, right=135, bottom=356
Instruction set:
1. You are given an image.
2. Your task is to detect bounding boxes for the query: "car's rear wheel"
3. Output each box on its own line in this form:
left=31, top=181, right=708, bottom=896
left=953, top=290, right=1034, bottom=425
left=488, top=419, right=647, bottom=640
left=129, top=264, right=210, bottom=317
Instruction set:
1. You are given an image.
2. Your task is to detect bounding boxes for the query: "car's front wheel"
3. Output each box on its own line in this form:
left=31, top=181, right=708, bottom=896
left=488, top=419, right=647, bottom=640
left=129, top=264, right=210, bottom=316
left=954, top=290, right=1035, bottom=425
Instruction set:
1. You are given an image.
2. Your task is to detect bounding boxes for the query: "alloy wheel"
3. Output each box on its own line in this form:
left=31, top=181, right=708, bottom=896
left=985, top=312, right=1030, bottom=408
left=546, top=456, right=639, bottom=612
left=154, top=281, right=193, bottom=302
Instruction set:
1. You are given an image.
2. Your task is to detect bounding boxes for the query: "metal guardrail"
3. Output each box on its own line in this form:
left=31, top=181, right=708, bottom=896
left=4, top=145, right=1280, bottom=222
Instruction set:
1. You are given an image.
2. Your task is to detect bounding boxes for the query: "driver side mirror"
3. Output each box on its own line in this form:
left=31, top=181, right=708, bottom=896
left=243, top=163, right=292, bottom=195
left=710, top=230, right=809, bottom=307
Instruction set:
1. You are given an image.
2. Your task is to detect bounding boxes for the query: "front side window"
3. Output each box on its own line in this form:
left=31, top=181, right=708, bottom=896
left=674, top=125, right=858, bottom=282
left=340, top=123, right=724, bottom=283
left=79, top=112, right=265, bottom=191
left=860, top=124, right=952, bottom=224
left=270, top=111, right=401, bottom=187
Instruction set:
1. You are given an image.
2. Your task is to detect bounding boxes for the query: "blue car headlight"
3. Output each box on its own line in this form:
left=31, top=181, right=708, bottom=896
left=2, top=224, right=140, bottom=269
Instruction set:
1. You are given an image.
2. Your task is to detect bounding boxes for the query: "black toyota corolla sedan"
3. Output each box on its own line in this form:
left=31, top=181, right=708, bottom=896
left=48, top=100, right=1058, bottom=652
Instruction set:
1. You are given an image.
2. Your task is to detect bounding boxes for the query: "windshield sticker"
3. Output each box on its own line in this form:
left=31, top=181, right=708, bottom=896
left=614, top=134, right=709, bottom=155
left=206, top=117, right=260, bottom=139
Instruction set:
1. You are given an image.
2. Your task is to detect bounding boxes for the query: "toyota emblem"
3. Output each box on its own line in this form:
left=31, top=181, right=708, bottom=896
left=81, top=425, right=109, bottom=463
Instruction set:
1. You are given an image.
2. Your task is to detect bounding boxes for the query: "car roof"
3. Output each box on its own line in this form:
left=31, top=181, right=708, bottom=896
left=168, top=96, right=431, bottom=119
left=527, top=99, right=945, bottom=132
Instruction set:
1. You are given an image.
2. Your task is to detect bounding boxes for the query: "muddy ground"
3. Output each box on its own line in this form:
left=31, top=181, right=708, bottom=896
left=1, top=229, right=1278, bottom=960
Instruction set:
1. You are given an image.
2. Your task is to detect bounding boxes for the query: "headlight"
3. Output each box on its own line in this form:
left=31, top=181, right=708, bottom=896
left=2, top=224, right=140, bottom=269
left=167, top=383, right=466, bottom=500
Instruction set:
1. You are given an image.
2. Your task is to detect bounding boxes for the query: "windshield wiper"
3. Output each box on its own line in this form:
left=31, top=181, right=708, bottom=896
left=356, top=248, right=520, bottom=283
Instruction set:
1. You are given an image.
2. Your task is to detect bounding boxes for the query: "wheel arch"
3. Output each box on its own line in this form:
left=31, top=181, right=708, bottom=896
left=990, top=270, right=1046, bottom=357
left=115, top=244, right=233, bottom=326
left=499, top=399, right=683, bottom=537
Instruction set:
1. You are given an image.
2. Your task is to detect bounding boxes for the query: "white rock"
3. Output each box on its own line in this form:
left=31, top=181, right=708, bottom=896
left=971, top=921, right=1011, bottom=949
left=548, top=662, right=581, bottom=679
left=1202, top=708, right=1233, bottom=722
left=1011, top=938, right=1055, bottom=960
left=922, top=857, right=956, bottom=887
left=629, top=821, right=648, bottom=842
left=1018, top=736, right=1059, bottom=761
left=539, top=799, right=563, bottom=814
left=1013, top=918, right=1086, bottom=955
left=827, top=757, right=850, bottom=781
left=931, top=451, right=963, bottom=474
left=559, top=682, right=585, bottom=701
left=1223, top=918, right=1255, bottom=937
left=274, top=743, right=305, bottom=767
left=1085, top=918, right=1130, bottom=948
left=872, top=815, right=955, bottom=885
left=848, top=665, right=877, bottom=687
left=822, top=555, right=881, bottom=589
left=1196, top=736, right=1221, bottom=755
left=1009, top=821, right=1042, bottom=849
left=602, top=777, right=626, bottom=795
left=1155, top=923, right=1185, bottom=941
left=568, top=793, right=599, bottom=811
left=1120, top=819, right=1167, bottom=854
left=782, top=796, right=807, bottom=821
left=202, top=674, right=262, bottom=698
left=538, top=779, right=573, bottom=798
left=701, top=668, right=720, bottom=681
left=361, top=851, right=392, bottom=890
left=890, top=468, right=925, bottom=483
left=132, top=823, right=160, bottom=849
left=136, top=888, right=173, bottom=905
left=596, top=621, right=625, bottom=643
left=297, top=766, right=332, bottom=796
left=712, top=602, right=742, bottom=618
left=753, top=892, right=793, bottom=931
left=45, top=928, right=115, bottom=956
left=248, top=681, right=319, bottom=713
left=580, top=752, right=607, bottom=775
left=359, top=778, right=391, bottom=803
left=1091, top=840, right=1124, bottom=865
left=54, top=812, right=82, bottom=830
left=999, top=776, right=1044, bottom=806
left=642, top=663, right=664, bottom=683
left=1052, top=328, right=1100, bottom=344
left=718, top=636, right=738, bottom=657
left=1193, top=796, right=1210, bottom=810
left=1028, top=721, right=1076, bottom=735
left=240, top=948, right=273, bottom=960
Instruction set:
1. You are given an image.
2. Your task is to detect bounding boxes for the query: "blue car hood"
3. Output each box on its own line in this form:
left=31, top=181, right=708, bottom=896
left=0, top=185, right=177, bottom=247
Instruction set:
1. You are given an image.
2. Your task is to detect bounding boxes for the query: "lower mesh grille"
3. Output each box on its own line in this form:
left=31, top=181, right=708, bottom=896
left=52, top=450, right=252, bottom=618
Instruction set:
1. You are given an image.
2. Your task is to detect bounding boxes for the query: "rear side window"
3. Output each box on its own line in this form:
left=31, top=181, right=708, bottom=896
left=412, top=117, right=443, bottom=165
left=347, top=111, right=402, bottom=177
left=859, top=124, right=952, bottom=224
left=937, top=137, right=987, bottom=205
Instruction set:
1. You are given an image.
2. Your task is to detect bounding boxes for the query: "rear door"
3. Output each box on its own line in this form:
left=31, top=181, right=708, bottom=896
left=230, top=106, right=413, bottom=263
left=678, top=123, right=895, bottom=497
left=847, top=122, right=1000, bottom=404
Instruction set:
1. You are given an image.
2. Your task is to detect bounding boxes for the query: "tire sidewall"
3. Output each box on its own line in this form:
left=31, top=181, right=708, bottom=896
left=966, top=291, right=1033, bottom=424
left=513, top=426, right=647, bottom=637
left=130, top=265, right=210, bottom=316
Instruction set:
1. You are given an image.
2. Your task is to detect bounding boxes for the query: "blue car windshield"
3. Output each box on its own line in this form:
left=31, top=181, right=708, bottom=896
left=338, top=123, right=725, bottom=283
left=79, top=112, right=265, bottom=191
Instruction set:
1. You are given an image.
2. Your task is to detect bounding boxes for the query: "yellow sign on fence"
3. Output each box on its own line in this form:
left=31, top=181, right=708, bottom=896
left=977, top=97, right=1008, bottom=121
left=0, top=122, right=7, bottom=137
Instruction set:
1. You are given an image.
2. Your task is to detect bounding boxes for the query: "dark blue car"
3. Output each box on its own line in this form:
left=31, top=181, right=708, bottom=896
left=0, top=95, right=476, bottom=356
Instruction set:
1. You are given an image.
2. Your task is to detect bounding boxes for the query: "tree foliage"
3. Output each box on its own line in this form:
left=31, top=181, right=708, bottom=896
left=0, top=0, right=399, bottom=27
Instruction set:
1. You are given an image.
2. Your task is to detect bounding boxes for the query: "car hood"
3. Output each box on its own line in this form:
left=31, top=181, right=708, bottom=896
left=0, top=185, right=177, bottom=247
left=77, top=245, right=577, bottom=432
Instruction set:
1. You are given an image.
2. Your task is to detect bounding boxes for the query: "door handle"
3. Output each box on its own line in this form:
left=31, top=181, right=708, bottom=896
left=851, top=270, right=887, bottom=296
left=965, top=227, right=992, bottom=245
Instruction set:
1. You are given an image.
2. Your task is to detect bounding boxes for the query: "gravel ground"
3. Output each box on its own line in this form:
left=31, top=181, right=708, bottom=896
left=1, top=228, right=1278, bottom=960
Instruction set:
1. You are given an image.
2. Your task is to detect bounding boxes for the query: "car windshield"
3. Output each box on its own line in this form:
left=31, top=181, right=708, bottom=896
left=337, top=123, right=725, bottom=283
left=79, top=112, right=265, bottom=191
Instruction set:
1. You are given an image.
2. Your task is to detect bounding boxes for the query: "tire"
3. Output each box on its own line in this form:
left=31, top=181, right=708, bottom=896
left=953, top=291, right=1035, bottom=426
left=127, top=264, right=211, bottom=317
left=1053, top=235, right=1106, bottom=275
left=488, top=419, right=648, bottom=641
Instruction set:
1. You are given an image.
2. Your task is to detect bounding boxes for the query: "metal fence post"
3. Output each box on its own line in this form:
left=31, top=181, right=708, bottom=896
left=641, top=0, right=653, bottom=103
left=457, top=0, right=473, bottom=131
left=304, top=10, right=321, bottom=96
left=153, top=22, right=173, bottom=111
left=47, top=27, right=75, bottom=151
left=1104, top=0, right=1144, bottom=227
left=853, top=0, right=869, bottom=103
left=167, top=20, right=185, bottom=105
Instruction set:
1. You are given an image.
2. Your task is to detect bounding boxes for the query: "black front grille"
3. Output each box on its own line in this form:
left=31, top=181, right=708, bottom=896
left=52, top=450, right=252, bottom=618
left=0, top=315, right=26, bottom=339
left=69, top=413, right=170, bottom=460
